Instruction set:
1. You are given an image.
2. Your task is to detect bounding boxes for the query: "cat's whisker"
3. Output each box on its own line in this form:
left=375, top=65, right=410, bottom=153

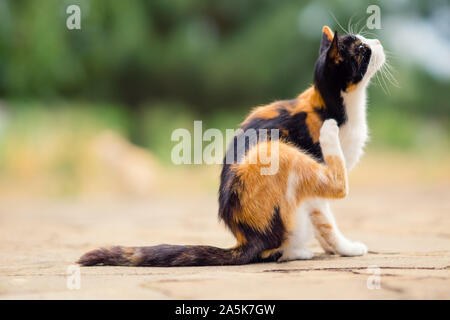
left=356, top=17, right=367, bottom=35
left=382, top=58, right=400, bottom=87
left=329, top=11, right=349, bottom=34
left=384, top=60, right=397, bottom=70
left=383, top=66, right=400, bottom=88
left=386, top=64, right=397, bottom=75
left=384, top=68, right=398, bottom=84
left=376, top=71, right=388, bottom=95
left=383, top=50, right=401, bottom=58
left=347, top=14, right=356, bottom=34
left=349, top=15, right=364, bottom=35
left=384, top=65, right=399, bottom=80
left=383, top=60, right=396, bottom=74
left=373, top=53, right=390, bottom=95
left=359, top=31, right=369, bottom=38
left=359, top=31, right=379, bottom=39
left=373, top=55, right=388, bottom=95
left=384, top=53, right=400, bottom=60
left=384, top=53, right=400, bottom=58
left=380, top=66, right=392, bottom=95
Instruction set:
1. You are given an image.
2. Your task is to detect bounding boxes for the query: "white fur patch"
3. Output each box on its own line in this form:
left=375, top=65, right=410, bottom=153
left=319, top=119, right=343, bottom=158
left=317, top=170, right=329, bottom=185
left=285, top=170, right=299, bottom=203
left=339, top=87, right=368, bottom=170
left=280, top=203, right=315, bottom=261
left=339, top=35, right=385, bottom=170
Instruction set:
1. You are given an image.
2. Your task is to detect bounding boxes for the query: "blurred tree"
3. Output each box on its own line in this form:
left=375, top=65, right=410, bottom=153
left=0, top=0, right=448, bottom=123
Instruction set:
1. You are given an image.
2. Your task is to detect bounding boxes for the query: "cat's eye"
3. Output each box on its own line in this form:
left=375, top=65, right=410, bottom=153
left=359, top=44, right=364, bottom=50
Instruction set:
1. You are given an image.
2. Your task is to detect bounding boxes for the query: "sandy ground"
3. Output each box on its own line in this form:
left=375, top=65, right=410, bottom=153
left=0, top=155, right=449, bottom=299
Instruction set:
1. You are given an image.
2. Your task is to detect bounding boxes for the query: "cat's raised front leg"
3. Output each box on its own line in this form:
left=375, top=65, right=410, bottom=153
left=278, top=119, right=345, bottom=262
left=311, top=119, right=367, bottom=256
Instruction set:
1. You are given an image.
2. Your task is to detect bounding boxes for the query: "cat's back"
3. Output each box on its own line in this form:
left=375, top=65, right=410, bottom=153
left=237, top=86, right=325, bottom=160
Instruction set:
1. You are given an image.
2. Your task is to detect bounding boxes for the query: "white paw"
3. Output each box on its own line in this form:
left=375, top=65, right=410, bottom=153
left=336, top=241, right=368, bottom=257
left=278, top=248, right=314, bottom=262
left=319, top=119, right=341, bottom=157
left=320, top=119, right=339, bottom=141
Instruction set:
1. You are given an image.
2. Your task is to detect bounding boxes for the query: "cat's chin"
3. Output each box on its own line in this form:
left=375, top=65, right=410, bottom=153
left=369, top=50, right=385, bottom=77
left=366, top=57, right=385, bottom=82
left=357, top=35, right=385, bottom=80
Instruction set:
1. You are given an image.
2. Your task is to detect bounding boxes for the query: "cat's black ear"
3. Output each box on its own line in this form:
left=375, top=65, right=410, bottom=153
left=326, top=30, right=342, bottom=63
left=320, top=26, right=334, bottom=54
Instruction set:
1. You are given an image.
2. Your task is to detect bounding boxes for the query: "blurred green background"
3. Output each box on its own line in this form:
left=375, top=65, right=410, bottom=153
left=0, top=0, right=448, bottom=196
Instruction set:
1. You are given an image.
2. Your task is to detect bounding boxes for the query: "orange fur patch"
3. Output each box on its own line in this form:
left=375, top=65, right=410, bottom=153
left=305, top=112, right=322, bottom=143
left=346, top=83, right=358, bottom=92
left=233, top=228, right=247, bottom=246
left=234, top=141, right=290, bottom=232
left=329, top=47, right=343, bottom=64
left=322, top=155, right=348, bottom=199
left=260, top=248, right=280, bottom=259
left=289, top=86, right=325, bottom=114
left=310, top=210, right=337, bottom=251
left=121, top=247, right=143, bottom=265
left=322, top=26, right=333, bottom=41
left=242, top=104, right=280, bottom=126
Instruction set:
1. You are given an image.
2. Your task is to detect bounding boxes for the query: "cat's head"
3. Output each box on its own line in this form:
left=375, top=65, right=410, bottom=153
left=314, top=25, right=385, bottom=93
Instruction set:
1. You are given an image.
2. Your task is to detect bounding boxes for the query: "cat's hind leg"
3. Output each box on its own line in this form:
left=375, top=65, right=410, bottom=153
left=278, top=204, right=314, bottom=262
left=310, top=200, right=368, bottom=256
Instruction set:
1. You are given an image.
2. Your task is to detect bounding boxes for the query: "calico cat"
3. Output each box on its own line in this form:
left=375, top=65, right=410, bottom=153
left=78, top=26, right=385, bottom=266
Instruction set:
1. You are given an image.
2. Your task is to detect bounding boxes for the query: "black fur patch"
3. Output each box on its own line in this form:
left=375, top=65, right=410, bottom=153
left=240, top=105, right=323, bottom=161
left=218, top=164, right=241, bottom=225
left=236, top=206, right=286, bottom=263
left=78, top=246, right=136, bottom=266
left=138, top=244, right=238, bottom=266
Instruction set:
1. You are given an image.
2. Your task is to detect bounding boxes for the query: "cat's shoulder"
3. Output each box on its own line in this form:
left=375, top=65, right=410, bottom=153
left=241, top=86, right=325, bottom=129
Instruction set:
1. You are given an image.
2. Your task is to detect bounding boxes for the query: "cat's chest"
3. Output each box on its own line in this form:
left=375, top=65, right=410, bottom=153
left=339, top=118, right=368, bottom=170
left=338, top=89, right=369, bottom=171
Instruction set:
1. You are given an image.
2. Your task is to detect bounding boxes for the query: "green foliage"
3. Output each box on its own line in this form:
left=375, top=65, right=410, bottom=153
left=0, top=0, right=448, bottom=156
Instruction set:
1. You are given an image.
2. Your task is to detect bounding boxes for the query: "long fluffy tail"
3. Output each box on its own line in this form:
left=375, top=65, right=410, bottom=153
left=77, top=244, right=262, bottom=267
